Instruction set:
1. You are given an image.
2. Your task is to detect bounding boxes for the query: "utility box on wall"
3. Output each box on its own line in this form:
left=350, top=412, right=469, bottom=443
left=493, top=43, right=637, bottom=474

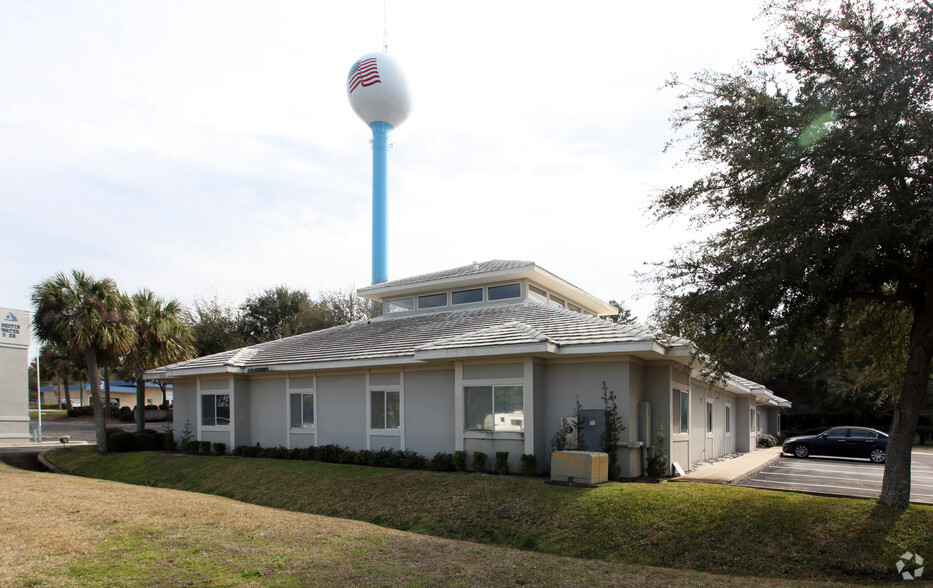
left=550, top=450, right=609, bottom=485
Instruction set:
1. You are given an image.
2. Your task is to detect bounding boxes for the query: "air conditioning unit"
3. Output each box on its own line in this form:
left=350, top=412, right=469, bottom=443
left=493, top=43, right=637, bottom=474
left=550, top=450, right=609, bottom=485
left=560, top=416, right=579, bottom=450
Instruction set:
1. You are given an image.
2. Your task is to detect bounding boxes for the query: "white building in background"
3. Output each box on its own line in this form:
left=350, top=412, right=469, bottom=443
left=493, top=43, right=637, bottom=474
left=147, top=261, right=789, bottom=475
left=0, top=307, right=31, bottom=443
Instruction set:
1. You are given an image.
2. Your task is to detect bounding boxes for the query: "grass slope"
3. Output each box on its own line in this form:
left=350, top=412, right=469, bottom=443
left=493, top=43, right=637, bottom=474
left=1, top=463, right=837, bottom=588
left=48, top=447, right=933, bottom=583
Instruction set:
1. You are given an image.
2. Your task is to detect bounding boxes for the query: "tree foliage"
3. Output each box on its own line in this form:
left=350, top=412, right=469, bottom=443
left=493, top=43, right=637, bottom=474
left=121, top=289, right=196, bottom=430
left=31, top=270, right=136, bottom=452
left=651, top=0, right=932, bottom=507
left=189, top=286, right=378, bottom=353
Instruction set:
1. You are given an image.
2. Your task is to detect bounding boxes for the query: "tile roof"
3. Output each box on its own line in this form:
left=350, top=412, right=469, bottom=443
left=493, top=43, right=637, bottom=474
left=357, top=260, right=533, bottom=292
left=148, top=301, right=691, bottom=377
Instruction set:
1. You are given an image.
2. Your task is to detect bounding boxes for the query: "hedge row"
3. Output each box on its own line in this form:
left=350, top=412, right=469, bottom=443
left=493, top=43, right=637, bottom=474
left=67, top=404, right=171, bottom=419
left=229, top=444, right=538, bottom=476
left=105, top=428, right=175, bottom=452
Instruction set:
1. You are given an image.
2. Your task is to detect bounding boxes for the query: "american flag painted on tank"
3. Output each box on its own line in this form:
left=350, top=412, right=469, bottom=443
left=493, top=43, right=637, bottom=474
left=348, top=57, right=381, bottom=93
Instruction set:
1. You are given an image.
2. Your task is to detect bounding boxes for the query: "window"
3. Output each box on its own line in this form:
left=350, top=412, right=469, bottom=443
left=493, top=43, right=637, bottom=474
left=725, top=405, right=731, bottom=434
left=371, top=390, right=400, bottom=429
left=849, top=428, right=876, bottom=439
left=674, top=389, right=689, bottom=434
left=549, top=294, right=565, bottom=308
left=452, top=288, right=483, bottom=305
left=418, top=293, right=447, bottom=309
left=386, top=297, right=414, bottom=313
left=826, top=427, right=848, bottom=438
left=488, top=283, right=520, bottom=301
left=290, top=393, right=314, bottom=428
left=465, top=385, right=523, bottom=431
left=201, top=394, right=230, bottom=426
left=707, top=401, right=713, bottom=434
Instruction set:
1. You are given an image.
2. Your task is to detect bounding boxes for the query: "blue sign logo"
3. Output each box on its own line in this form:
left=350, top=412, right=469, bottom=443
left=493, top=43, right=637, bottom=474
left=4, top=312, right=17, bottom=322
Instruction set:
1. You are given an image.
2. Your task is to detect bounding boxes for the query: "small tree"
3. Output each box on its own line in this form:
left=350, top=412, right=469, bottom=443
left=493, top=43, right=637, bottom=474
left=646, top=420, right=670, bottom=479
left=599, top=382, right=625, bottom=480
left=574, top=396, right=585, bottom=450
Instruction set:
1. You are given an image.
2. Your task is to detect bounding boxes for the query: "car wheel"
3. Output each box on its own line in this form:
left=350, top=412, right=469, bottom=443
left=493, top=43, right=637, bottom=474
left=793, top=444, right=810, bottom=458
left=869, top=447, right=886, bottom=464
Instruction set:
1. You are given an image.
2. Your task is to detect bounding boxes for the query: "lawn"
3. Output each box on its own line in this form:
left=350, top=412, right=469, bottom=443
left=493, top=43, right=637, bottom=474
left=1, top=462, right=842, bottom=588
left=44, top=447, right=933, bottom=584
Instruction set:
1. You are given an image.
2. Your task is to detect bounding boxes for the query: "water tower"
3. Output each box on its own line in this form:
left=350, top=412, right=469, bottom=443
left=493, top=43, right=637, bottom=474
left=347, top=52, right=411, bottom=285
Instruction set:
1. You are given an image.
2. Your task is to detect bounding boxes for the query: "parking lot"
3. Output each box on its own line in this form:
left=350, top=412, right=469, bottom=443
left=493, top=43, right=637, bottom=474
left=738, top=447, right=933, bottom=505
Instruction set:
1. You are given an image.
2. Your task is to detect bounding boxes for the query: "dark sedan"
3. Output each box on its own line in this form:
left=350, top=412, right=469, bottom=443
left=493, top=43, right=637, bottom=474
left=782, top=426, right=888, bottom=463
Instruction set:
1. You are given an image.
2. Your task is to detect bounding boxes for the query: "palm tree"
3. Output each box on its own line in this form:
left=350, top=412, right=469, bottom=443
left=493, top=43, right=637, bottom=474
left=32, top=270, right=136, bottom=452
left=39, top=343, right=84, bottom=409
left=122, top=289, right=195, bottom=431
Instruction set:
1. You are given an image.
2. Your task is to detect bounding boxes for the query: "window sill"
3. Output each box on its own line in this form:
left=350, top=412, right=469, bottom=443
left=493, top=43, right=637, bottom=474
left=290, top=427, right=316, bottom=433
left=369, top=429, right=401, bottom=437
left=201, top=425, right=229, bottom=431
left=463, top=430, right=523, bottom=441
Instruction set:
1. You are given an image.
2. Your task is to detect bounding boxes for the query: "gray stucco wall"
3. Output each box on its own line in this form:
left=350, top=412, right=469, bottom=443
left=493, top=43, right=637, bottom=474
left=171, top=380, right=197, bottom=443
left=233, top=378, right=250, bottom=449
left=403, top=369, right=454, bottom=456
left=533, top=361, right=546, bottom=472
left=542, top=361, right=630, bottom=452
left=249, top=377, right=286, bottom=448
left=317, top=373, right=366, bottom=448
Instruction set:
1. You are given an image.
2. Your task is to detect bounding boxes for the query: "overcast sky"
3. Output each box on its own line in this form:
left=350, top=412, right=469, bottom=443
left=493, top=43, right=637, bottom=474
left=2, top=1, right=771, bottom=354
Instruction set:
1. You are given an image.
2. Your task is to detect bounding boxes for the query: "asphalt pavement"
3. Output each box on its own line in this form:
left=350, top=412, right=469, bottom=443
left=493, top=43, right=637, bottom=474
left=738, top=447, right=933, bottom=505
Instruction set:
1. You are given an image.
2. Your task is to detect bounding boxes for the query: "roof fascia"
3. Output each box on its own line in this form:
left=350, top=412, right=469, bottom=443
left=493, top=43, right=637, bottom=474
left=414, top=341, right=558, bottom=360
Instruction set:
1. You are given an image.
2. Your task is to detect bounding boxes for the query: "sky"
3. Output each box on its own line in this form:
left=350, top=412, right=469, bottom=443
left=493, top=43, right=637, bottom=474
left=1, top=1, right=772, bottom=356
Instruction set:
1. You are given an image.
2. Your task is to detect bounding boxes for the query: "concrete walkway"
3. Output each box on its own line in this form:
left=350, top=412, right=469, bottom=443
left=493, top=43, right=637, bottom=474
left=671, top=446, right=783, bottom=484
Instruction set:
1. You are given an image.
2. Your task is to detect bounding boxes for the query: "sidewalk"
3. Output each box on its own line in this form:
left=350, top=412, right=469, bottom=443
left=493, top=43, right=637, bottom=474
left=671, top=446, right=783, bottom=484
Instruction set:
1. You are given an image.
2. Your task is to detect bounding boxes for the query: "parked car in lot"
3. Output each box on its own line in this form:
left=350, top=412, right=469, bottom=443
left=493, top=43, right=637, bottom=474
left=782, top=426, right=888, bottom=463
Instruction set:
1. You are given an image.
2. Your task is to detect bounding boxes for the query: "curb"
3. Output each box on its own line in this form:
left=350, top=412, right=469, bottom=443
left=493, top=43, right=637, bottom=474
left=37, top=450, right=66, bottom=474
left=728, top=451, right=783, bottom=485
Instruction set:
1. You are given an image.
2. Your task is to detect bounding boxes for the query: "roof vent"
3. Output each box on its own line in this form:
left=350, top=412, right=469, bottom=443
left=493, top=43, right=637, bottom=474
left=472, top=261, right=479, bottom=270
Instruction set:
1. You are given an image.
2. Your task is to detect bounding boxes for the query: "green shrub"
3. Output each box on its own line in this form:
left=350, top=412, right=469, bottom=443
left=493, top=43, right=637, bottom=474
left=299, top=446, right=317, bottom=460
left=401, top=450, right=427, bottom=470
left=108, top=431, right=136, bottom=452
left=354, top=449, right=374, bottom=466
left=316, top=444, right=345, bottom=463
left=495, top=451, right=510, bottom=475
left=67, top=406, right=93, bottom=418
left=212, top=442, right=227, bottom=456
left=646, top=421, right=670, bottom=478
left=472, top=451, right=488, bottom=473
left=198, top=441, right=212, bottom=455
left=118, top=409, right=134, bottom=422
left=520, top=453, right=536, bottom=476
left=429, top=452, right=455, bottom=472
left=757, top=434, right=780, bottom=448
left=452, top=450, right=467, bottom=472
left=288, top=447, right=303, bottom=460
left=133, top=432, right=155, bottom=451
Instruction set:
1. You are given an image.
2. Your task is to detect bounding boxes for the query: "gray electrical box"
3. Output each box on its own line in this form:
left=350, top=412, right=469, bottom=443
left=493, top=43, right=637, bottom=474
left=578, top=409, right=605, bottom=451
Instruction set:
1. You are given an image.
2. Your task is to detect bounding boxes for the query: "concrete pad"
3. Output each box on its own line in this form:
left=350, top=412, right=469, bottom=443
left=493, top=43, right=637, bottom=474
left=671, top=447, right=783, bottom=484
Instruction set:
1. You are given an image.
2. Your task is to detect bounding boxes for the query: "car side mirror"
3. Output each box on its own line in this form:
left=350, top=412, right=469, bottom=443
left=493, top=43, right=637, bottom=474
left=820, top=433, right=828, bottom=438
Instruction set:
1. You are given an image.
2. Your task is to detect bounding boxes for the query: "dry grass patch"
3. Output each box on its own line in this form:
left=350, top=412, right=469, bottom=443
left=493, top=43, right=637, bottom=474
left=0, top=462, right=848, bottom=587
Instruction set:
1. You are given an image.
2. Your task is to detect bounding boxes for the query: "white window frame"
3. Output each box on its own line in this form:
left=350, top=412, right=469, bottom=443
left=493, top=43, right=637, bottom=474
left=367, top=372, right=403, bottom=446
left=198, top=388, right=232, bottom=430
left=289, top=391, right=316, bottom=429
left=725, top=402, right=732, bottom=437
left=464, top=384, right=524, bottom=433
left=706, top=400, right=714, bottom=437
left=286, top=375, right=317, bottom=449
left=369, top=389, right=401, bottom=431
left=673, top=388, right=690, bottom=436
